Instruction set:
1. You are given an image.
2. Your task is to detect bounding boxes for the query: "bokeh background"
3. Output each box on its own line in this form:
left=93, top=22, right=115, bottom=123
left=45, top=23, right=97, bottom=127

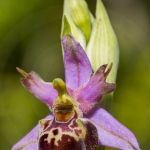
left=0, top=0, right=150, bottom=149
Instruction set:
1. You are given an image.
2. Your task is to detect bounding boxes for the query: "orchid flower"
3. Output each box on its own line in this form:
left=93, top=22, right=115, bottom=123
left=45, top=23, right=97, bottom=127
left=12, top=35, right=140, bottom=150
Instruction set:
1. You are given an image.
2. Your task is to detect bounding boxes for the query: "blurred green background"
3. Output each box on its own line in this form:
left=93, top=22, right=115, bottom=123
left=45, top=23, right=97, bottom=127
left=0, top=0, right=150, bottom=149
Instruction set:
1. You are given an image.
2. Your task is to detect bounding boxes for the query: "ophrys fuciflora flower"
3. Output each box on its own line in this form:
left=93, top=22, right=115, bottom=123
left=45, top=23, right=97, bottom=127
left=12, top=35, right=140, bottom=150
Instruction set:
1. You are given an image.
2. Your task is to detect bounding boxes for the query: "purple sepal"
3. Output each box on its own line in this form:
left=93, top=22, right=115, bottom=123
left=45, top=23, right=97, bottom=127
left=73, top=64, right=116, bottom=113
left=62, top=34, right=92, bottom=90
left=21, top=71, right=58, bottom=108
left=86, top=106, right=140, bottom=150
left=12, top=114, right=53, bottom=150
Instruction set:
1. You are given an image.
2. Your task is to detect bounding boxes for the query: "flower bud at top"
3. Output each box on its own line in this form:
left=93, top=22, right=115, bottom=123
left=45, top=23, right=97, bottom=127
left=61, top=0, right=94, bottom=49
left=61, top=15, right=86, bottom=50
left=61, top=16, right=72, bottom=39
left=67, top=0, right=92, bottom=43
left=87, top=0, right=119, bottom=83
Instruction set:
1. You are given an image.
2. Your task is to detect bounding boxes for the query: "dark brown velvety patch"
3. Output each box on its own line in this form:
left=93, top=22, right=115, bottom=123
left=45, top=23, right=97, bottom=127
left=38, top=134, right=49, bottom=150
left=84, top=121, right=98, bottom=150
left=52, top=129, right=58, bottom=136
left=56, top=134, right=85, bottom=150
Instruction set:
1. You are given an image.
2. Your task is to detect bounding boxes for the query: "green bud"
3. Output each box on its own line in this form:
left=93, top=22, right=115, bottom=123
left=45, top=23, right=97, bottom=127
left=61, top=15, right=86, bottom=50
left=61, top=0, right=94, bottom=48
left=87, top=0, right=119, bottom=83
left=67, top=0, right=92, bottom=43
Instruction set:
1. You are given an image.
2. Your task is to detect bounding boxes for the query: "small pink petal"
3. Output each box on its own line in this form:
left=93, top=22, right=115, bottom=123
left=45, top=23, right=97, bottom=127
left=20, top=70, right=58, bottom=109
left=72, top=64, right=116, bottom=113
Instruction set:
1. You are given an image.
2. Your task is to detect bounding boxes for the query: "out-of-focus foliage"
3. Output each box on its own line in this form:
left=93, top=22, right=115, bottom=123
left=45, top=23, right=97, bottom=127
left=0, top=0, right=150, bottom=150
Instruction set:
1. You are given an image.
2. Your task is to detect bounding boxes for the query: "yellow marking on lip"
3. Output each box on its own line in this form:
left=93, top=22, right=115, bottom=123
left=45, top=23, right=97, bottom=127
left=40, top=120, right=48, bottom=127
left=39, top=119, right=86, bottom=147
